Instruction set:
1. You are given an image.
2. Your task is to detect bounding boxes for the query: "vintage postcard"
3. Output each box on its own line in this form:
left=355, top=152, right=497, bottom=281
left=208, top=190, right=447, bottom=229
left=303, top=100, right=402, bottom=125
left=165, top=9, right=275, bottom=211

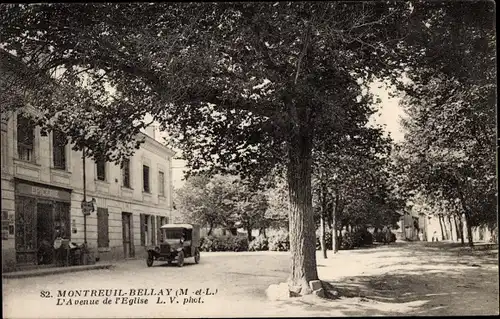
left=1, top=2, right=497, bottom=318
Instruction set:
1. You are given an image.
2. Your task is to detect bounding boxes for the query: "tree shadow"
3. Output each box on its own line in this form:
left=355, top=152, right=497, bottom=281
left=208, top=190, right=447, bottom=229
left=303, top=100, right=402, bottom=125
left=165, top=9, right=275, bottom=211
left=319, top=265, right=499, bottom=316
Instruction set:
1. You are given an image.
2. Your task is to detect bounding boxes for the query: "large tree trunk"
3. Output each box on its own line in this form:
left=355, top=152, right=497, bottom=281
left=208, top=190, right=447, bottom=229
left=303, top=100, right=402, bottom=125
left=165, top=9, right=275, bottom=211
left=287, top=110, right=318, bottom=295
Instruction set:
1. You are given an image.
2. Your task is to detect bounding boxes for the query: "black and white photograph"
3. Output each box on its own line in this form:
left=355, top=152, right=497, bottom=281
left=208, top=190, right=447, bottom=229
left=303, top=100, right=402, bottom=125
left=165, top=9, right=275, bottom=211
left=0, top=2, right=497, bottom=318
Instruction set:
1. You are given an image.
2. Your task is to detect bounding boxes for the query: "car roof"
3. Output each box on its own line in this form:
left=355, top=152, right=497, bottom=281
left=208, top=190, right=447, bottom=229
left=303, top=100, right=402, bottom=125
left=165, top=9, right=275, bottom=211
left=160, top=223, right=193, bottom=230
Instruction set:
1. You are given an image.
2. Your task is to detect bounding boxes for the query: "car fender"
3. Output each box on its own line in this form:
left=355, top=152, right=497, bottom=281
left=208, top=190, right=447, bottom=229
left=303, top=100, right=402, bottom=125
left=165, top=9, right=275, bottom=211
left=146, top=247, right=160, bottom=257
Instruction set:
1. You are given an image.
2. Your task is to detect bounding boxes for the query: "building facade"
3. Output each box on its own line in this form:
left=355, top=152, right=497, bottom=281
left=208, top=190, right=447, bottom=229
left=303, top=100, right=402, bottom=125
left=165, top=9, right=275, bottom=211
left=1, top=111, right=180, bottom=271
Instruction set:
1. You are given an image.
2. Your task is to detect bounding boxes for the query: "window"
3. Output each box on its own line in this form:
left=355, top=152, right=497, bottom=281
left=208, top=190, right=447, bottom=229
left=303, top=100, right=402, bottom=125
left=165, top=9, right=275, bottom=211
left=97, top=208, right=109, bottom=248
left=158, top=171, right=165, bottom=196
left=159, top=217, right=168, bottom=242
left=143, top=165, right=150, bottom=192
left=17, top=114, right=34, bottom=162
left=52, top=130, right=67, bottom=170
left=121, top=159, right=130, bottom=188
left=96, top=159, right=106, bottom=181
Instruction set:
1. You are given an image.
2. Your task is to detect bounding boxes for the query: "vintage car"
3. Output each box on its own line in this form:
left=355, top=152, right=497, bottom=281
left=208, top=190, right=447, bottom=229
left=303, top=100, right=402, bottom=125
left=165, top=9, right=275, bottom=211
left=146, top=223, right=200, bottom=267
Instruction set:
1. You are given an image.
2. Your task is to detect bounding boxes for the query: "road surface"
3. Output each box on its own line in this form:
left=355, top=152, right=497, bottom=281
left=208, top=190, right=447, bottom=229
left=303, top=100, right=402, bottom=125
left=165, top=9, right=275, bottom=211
left=3, top=242, right=498, bottom=317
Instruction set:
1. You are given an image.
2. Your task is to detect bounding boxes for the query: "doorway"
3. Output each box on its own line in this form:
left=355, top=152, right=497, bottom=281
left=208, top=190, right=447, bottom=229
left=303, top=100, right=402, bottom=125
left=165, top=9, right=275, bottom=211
left=36, top=201, right=54, bottom=265
left=122, top=212, right=134, bottom=258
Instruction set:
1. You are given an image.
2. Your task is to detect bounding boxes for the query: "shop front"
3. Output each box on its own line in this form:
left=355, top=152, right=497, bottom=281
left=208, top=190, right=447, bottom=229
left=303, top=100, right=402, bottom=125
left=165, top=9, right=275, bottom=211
left=14, top=180, right=71, bottom=266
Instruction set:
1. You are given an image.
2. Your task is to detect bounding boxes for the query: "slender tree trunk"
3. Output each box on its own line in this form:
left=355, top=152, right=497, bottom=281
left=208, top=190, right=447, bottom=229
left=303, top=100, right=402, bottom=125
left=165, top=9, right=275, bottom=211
left=320, top=214, right=327, bottom=259
left=247, top=225, right=253, bottom=242
left=259, top=228, right=267, bottom=238
left=442, top=215, right=449, bottom=240
left=447, top=215, right=454, bottom=241
left=318, top=181, right=327, bottom=259
left=464, top=211, right=474, bottom=248
left=438, top=215, right=445, bottom=241
left=286, top=111, right=318, bottom=295
left=208, top=223, right=214, bottom=236
left=453, top=215, right=460, bottom=243
left=456, top=185, right=473, bottom=247
left=457, top=214, right=465, bottom=245
left=331, top=190, right=339, bottom=254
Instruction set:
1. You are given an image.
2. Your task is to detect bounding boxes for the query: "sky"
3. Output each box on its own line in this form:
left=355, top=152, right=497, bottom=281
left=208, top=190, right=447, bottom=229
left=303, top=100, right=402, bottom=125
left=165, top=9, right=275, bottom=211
left=368, top=80, right=406, bottom=143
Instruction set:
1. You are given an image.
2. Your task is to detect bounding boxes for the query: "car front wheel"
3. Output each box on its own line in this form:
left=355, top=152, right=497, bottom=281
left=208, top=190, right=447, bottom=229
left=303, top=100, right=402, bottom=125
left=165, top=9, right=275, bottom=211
left=146, top=254, right=154, bottom=267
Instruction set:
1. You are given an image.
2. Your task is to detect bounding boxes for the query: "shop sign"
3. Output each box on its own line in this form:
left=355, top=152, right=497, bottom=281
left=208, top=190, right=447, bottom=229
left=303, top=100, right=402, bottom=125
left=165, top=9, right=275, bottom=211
left=16, top=182, right=71, bottom=201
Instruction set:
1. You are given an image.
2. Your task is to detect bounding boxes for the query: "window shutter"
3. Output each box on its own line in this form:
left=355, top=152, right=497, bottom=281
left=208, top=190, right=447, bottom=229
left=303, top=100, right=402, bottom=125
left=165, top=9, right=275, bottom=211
left=156, top=216, right=162, bottom=244
left=97, top=208, right=109, bottom=248
left=151, top=216, right=156, bottom=245
left=140, top=213, right=145, bottom=246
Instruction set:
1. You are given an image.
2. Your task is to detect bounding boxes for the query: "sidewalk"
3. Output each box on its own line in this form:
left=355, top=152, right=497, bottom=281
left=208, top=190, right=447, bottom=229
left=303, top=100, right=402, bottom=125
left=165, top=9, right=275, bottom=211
left=2, top=263, right=114, bottom=279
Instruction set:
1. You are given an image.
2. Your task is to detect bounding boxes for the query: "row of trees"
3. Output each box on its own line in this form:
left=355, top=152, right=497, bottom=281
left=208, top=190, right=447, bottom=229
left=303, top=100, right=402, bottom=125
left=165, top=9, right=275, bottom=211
left=392, top=1, right=496, bottom=247
left=1, top=2, right=495, bottom=295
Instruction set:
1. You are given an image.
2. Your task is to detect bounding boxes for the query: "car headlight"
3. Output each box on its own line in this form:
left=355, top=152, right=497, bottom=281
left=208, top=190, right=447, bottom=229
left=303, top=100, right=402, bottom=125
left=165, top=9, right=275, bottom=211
left=155, top=247, right=160, bottom=252
left=170, top=247, right=174, bottom=252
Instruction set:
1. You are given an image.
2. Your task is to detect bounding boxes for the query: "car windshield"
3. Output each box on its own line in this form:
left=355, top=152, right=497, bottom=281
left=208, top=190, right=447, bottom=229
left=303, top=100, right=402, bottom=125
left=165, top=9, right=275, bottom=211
left=163, top=229, right=184, bottom=240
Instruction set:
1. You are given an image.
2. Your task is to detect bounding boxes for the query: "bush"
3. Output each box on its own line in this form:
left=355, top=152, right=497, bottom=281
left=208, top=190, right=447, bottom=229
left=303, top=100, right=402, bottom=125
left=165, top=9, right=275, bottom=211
left=249, top=235, right=269, bottom=251
left=268, top=229, right=290, bottom=251
left=390, top=232, right=396, bottom=243
left=373, top=231, right=385, bottom=243
left=200, top=235, right=249, bottom=252
left=354, top=228, right=373, bottom=246
left=340, top=231, right=357, bottom=250
left=315, top=229, right=333, bottom=250
left=373, top=230, right=396, bottom=243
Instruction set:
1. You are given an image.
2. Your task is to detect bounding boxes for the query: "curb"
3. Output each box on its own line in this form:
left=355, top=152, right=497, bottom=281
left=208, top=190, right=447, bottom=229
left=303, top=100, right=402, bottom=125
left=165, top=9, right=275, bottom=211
left=3, top=263, right=115, bottom=279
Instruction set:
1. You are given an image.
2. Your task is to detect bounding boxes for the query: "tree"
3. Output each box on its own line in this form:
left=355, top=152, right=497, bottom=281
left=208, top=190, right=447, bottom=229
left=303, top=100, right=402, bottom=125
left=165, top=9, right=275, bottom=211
left=175, top=174, right=239, bottom=235
left=385, top=1, right=496, bottom=248
left=232, top=181, right=269, bottom=242
left=312, top=122, right=404, bottom=257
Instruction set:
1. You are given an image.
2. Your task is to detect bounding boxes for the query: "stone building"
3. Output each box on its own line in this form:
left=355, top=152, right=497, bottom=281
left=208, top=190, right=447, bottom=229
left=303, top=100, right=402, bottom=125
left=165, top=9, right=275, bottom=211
left=1, top=111, right=179, bottom=271
left=0, top=49, right=181, bottom=271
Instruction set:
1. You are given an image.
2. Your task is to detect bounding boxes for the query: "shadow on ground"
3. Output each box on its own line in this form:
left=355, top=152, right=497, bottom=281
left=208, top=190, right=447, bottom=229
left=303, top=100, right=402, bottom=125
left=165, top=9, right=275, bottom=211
left=274, top=242, right=499, bottom=316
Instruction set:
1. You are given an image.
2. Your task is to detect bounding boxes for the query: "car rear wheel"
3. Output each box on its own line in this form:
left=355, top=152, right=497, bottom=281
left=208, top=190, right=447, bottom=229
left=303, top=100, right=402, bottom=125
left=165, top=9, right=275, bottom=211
left=194, top=248, right=200, bottom=264
left=177, top=251, right=184, bottom=267
left=146, top=254, right=154, bottom=267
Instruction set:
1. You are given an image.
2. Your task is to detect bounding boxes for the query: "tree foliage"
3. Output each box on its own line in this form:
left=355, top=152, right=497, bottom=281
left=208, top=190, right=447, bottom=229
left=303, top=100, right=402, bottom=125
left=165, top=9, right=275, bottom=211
left=175, top=174, right=269, bottom=238
left=392, top=1, right=496, bottom=244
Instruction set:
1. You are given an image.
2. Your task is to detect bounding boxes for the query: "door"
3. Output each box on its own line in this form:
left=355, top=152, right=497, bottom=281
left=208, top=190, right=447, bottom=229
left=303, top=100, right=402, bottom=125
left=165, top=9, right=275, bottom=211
left=36, top=201, right=54, bottom=265
left=122, top=213, right=134, bottom=258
